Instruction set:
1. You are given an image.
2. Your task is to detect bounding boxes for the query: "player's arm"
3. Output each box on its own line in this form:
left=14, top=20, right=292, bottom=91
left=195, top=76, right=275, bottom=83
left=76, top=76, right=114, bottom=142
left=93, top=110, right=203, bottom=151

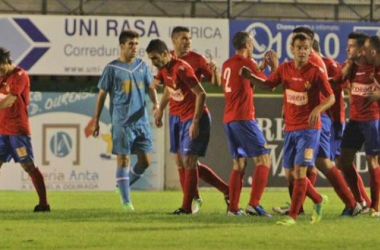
left=154, top=87, right=170, bottom=128
left=92, top=89, right=107, bottom=137
left=0, top=94, right=17, bottom=109
left=189, top=83, right=206, bottom=139
left=240, top=66, right=274, bottom=91
left=147, top=86, right=159, bottom=111
left=208, top=55, right=221, bottom=86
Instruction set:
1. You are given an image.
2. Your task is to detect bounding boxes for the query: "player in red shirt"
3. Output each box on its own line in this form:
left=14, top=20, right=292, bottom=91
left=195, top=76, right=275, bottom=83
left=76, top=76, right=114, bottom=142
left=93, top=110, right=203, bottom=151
left=244, top=33, right=335, bottom=225
left=338, top=32, right=380, bottom=217
left=221, top=31, right=273, bottom=216
left=153, top=27, right=228, bottom=212
left=146, top=39, right=210, bottom=214
left=0, top=47, right=50, bottom=212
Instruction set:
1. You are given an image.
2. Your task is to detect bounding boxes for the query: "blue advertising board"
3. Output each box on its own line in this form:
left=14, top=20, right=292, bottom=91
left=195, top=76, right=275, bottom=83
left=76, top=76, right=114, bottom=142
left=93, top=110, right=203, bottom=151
left=229, top=20, right=380, bottom=65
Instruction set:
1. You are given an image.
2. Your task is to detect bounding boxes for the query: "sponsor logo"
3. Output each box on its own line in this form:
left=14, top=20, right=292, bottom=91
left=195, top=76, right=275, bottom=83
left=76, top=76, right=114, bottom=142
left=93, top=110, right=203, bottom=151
left=167, top=86, right=184, bottom=101
left=0, top=18, right=50, bottom=70
left=351, top=82, right=377, bottom=96
left=286, top=89, right=308, bottom=106
left=42, top=124, right=80, bottom=166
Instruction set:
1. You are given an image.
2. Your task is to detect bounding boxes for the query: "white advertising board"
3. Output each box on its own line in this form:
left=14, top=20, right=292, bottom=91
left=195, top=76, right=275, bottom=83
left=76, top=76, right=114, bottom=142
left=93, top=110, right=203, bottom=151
left=0, top=15, right=229, bottom=75
left=0, top=92, right=165, bottom=191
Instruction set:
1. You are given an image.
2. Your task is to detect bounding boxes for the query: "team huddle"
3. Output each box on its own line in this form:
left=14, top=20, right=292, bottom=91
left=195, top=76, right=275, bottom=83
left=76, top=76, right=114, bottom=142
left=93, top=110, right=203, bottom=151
left=1, top=24, right=380, bottom=226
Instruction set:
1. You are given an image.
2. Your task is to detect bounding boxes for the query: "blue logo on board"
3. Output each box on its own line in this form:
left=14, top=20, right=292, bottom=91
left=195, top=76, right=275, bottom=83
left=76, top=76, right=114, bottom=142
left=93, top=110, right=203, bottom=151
left=0, top=18, right=50, bottom=70
left=50, top=132, right=72, bottom=157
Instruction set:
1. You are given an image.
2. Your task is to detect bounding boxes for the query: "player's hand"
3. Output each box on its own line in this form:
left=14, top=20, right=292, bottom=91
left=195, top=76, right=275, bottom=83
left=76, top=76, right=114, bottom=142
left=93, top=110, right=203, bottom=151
left=208, top=54, right=217, bottom=72
left=152, top=103, right=159, bottom=112
left=189, top=121, right=199, bottom=140
left=92, top=122, right=100, bottom=137
left=308, top=108, right=321, bottom=127
left=265, top=50, right=279, bottom=71
left=368, top=90, right=380, bottom=102
left=154, top=108, right=163, bottom=128
left=150, top=78, right=163, bottom=89
left=240, top=66, right=252, bottom=79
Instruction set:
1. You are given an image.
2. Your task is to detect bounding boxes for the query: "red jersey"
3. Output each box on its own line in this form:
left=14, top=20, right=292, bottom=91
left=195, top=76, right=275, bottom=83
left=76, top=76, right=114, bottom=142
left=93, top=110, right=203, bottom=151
left=322, top=57, right=345, bottom=123
left=266, top=61, right=334, bottom=131
left=347, top=63, right=379, bottom=121
left=162, top=51, right=212, bottom=116
left=222, top=55, right=267, bottom=123
left=310, top=51, right=327, bottom=75
left=0, top=66, right=31, bottom=135
left=156, top=57, right=208, bottom=121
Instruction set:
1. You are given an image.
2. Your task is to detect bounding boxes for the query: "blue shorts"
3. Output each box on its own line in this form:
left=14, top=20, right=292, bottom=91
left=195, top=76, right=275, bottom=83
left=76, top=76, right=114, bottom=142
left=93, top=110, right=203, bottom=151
left=180, top=112, right=211, bottom=157
left=0, top=135, right=34, bottom=163
left=317, top=114, right=332, bottom=159
left=341, top=119, right=380, bottom=155
left=283, top=129, right=321, bottom=168
left=223, top=120, right=269, bottom=159
left=330, top=122, right=345, bottom=159
left=169, top=115, right=181, bottom=154
left=111, top=123, right=152, bottom=155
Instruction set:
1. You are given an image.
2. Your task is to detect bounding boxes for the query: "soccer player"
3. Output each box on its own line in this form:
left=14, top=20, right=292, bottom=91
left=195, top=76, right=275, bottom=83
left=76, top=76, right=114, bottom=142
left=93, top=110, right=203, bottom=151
left=221, top=31, right=273, bottom=217
left=152, top=26, right=228, bottom=212
left=0, top=47, right=50, bottom=212
left=244, top=33, right=335, bottom=225
left=146, top=39, right=209, bottom=214
left=274, top=28, right=360, bottom=216
left=339, top=32, right=380, bottom=217
left=92, top=30, right=159, bottom=211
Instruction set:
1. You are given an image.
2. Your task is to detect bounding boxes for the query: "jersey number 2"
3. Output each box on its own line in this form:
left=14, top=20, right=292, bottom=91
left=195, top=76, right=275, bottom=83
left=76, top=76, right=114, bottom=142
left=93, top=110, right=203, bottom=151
left=223, top=67, right=231, bottom=93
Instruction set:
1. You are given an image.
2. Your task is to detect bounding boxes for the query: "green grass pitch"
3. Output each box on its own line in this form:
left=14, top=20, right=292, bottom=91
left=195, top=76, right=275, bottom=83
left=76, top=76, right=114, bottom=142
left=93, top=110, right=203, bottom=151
left=1, top=188, right=380, bottom=249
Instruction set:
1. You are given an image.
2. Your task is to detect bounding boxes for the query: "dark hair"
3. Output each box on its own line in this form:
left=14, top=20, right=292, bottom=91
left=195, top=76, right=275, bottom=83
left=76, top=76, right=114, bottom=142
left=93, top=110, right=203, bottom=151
left=171, top=26, right=190, bottom=39
left=119, top=30, right=139, bottom=45
left=232, top=31, right=251, bottom=50
left=312, top=39, right=320, bottom=53
left=369, top=35, right=380, bottom=53
left=348, top=32, right=368, bottom=47
left=146, top=39, right=169, bottom=54
left=0, top=47, right=12, bottom=64
left=292, top=26, right=314, bottom=40
left=291, top=33, right=311, bottom=46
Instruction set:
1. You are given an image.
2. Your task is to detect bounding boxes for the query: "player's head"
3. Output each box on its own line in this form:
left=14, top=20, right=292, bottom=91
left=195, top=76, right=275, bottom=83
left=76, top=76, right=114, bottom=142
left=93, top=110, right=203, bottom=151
left=119, top=30, right=139, bottom=60
left=171, top=26, right=191, bottom=56
left=292, top=26, right=315, bottom=41
left=346, top=32, right=368, bottom=61
left=291, top=33, right=312, bottom=65
left=232, top=31, right=254, bottom=58
left=312, top=39, right=320, bottom=53
left=0, top=47, right=12, bottom=76
left=146, top=39, right=170, bottom=69
left=363, top=35, right=380, bottom=65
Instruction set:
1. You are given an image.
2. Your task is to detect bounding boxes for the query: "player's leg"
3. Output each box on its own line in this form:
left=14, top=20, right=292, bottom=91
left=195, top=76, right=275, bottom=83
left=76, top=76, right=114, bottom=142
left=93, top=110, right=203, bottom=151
left=339, top=120, right=366, bottom=204
left=196, top=113, right=229, bottom=203
left=363, top=120, right=380, bottom=216
left=129, top=123, right=153, bottom=186
left=112, top=126, right=133, bottom=210
left=315, top=116, right=359, bottom=215
left=8, top=135, right=50, bottom=212
left=223, top=121, right=247, bottom=215
left=227, top=158, right=246, bottom=216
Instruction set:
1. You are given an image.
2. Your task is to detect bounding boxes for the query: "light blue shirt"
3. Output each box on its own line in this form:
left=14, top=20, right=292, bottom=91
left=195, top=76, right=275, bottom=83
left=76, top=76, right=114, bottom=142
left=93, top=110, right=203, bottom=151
left=98, top=58, right=152, bottom=126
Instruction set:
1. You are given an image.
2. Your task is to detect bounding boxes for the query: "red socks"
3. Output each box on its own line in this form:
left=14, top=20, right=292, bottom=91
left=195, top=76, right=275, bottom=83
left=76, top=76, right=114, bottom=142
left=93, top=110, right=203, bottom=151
left=182, top=168, right=199, bottom=211
left=307, top=169, right=318, bottom=185
left=178, top=168, right=185, bottom=193
left=248, top=165, right=269, bottom=206
left=325, top=167, right=356, bottom=209
left=228, top=169, right=244, bottom=212
left=369, top=167, right=380, bottom=211
left=288, top=178, right=307, bottom=220
left=198, top=163, right=229, bottom=196
left=305, top=178, right=322, bottom=204
left=28, top=168, right=48, bottom=206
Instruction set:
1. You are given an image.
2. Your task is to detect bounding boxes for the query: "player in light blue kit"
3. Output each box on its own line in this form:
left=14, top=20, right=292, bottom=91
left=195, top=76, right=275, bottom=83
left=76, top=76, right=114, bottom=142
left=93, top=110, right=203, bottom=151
left=92, top=30, right=159, bottom=211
